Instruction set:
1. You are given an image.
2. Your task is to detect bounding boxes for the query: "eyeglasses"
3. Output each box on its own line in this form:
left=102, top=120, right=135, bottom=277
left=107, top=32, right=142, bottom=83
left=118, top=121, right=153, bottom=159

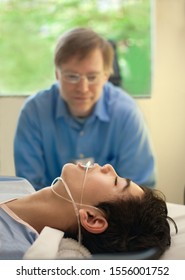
left=61, top=71, right=103, bottom=85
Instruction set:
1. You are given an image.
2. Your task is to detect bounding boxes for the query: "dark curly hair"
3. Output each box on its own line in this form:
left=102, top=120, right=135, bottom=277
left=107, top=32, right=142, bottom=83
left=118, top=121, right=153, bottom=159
left=80, top=187, right=177, bottom=258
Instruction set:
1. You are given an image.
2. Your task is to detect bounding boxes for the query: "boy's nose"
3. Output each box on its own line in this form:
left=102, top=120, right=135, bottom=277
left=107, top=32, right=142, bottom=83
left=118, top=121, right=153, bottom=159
left=101, top=164, right=116, bottom=175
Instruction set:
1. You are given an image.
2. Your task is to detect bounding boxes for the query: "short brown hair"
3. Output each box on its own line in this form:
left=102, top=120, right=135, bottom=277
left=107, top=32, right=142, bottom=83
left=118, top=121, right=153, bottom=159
left=54, top=27, right=114, bottom=74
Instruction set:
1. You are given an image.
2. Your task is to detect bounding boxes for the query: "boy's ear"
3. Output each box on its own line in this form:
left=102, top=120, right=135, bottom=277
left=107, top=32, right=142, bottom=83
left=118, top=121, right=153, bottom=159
left=79, top=209, right=108, bottom=234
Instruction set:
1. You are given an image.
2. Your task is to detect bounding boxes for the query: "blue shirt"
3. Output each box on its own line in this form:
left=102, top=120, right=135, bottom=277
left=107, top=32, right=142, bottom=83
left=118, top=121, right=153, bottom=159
left=0, top=205, right=38, bottom=260
left=14, top=82, right=156, bottom=190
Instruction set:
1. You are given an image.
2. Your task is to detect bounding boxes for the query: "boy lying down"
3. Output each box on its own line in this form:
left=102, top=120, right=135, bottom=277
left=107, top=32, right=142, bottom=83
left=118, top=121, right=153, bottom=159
left=0, top=162, right=177, bottom=259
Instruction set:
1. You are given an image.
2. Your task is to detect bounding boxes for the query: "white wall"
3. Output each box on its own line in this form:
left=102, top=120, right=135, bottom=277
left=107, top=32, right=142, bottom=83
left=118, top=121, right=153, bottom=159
left=138, top=0, right=185, bottom=204
left=0, top=0, right=185, bottom=204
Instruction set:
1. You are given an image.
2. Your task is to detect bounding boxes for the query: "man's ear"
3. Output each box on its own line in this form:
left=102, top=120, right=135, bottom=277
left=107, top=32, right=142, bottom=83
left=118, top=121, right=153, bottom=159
left=79, top=209, right=108, bottom=234
left=55, top=68, right=59, bottom=80
left=103, top=71, right=110, bottom=83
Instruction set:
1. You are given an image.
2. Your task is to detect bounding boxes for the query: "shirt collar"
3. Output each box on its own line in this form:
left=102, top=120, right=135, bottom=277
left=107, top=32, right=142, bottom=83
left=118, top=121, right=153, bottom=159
left=56, top=91, right=70, bottom=119
left=55, top=86, right=110, bottom=122
left=93, top=90, right=110, bottom=122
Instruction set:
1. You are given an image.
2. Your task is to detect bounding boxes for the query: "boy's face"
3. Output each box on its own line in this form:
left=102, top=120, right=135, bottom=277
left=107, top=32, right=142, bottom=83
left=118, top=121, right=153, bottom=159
left=61, top=163, right=144, bottom=206
left=56, top=48, right=108, bottom=117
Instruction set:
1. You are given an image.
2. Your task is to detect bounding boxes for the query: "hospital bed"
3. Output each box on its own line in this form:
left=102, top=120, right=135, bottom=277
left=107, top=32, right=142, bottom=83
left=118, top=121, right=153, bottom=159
left=0, top=176, right=185, bottom=260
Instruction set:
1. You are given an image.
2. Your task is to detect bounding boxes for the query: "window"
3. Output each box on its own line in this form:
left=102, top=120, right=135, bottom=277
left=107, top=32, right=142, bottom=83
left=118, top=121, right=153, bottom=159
left=0, top=0, right=152, bottom=97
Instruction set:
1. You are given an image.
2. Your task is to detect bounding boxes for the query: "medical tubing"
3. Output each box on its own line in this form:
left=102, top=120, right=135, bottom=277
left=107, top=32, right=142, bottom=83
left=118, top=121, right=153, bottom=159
left=51, top=161, right=105, bottom=244
left=51, top=177, right=82, bottom=244
left=80, top=161, right=91, bottom=206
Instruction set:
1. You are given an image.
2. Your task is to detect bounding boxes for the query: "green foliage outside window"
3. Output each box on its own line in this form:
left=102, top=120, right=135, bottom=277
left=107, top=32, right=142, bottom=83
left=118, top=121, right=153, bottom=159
left=0, top=0, right=152, bottom=97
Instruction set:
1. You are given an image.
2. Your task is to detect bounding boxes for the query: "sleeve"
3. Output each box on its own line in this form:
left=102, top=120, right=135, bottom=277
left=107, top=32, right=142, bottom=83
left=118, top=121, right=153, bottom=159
left=116, top=104, right=156, bottom=188
left=13, top=99, right=47, bottom=190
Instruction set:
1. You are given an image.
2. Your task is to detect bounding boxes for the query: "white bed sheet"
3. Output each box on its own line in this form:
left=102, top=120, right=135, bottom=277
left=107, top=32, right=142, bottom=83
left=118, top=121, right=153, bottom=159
left=160, top=202, right=185, bottom=259
left=0, top=176, right=185, bottom=259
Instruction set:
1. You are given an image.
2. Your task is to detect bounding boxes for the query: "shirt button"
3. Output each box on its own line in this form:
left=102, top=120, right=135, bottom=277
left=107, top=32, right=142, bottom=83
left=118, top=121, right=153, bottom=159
left=79, top=153, right=84, bottom=158
left=80, top=131, right=84, bottom=136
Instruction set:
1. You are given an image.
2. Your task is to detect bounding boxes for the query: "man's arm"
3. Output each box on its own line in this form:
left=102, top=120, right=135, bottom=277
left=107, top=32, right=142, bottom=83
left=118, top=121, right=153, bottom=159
left=116, top=105, right=156, bottom=188
left=14, top=101, right=47, bottom=190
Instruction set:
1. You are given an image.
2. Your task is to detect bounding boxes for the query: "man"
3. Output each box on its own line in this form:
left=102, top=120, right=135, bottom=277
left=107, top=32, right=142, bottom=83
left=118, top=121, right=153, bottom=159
left=14, top=27, right=156, bottom=190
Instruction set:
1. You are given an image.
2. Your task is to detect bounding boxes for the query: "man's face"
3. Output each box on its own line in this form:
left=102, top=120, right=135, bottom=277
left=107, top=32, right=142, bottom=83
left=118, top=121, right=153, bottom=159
left=56, top=48, right=109, bottom=117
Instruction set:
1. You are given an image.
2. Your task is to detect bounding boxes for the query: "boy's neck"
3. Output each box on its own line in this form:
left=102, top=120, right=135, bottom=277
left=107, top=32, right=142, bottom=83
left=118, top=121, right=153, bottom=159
left=5, top=187, right=75, bottom=233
